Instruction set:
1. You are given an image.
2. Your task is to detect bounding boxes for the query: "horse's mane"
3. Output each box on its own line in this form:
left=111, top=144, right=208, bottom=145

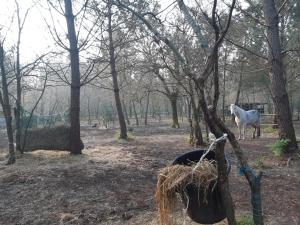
left=235, top=109, right=240, bottom=118
left=234, top=104, right=243, bottom=111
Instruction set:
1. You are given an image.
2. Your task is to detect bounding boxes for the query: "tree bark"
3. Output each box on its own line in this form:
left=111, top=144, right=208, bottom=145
left=15, top=26, right=22, bottom=153
left=231, top=60, right=244, bottom=122
left=107, top=0, right=127, bottom=139
left=139, top=99, right=144, bottom=120
left=187, top=81, right=204, bottom=145
left=129, top=101, right=132, bottom=118
left=122, top=99, right=130, bottom=125
left=197, top=96, right=237, bottom=225
left=190, top=97, right=204, bottom=146
left=235, top=60, right=244, bottom=106
left=222, top=45, right=228, bottom=122
left=186, top=97, right=194, bottom=144
left=263, top=0, right=298, bottom=152
left=87, top=97, right=91, bottom=125
left=170, top=94, right=180, bottom=128
left=215, top=141, right=236, bottom=225
left=144, top=92, right=150, bottom=125
left=132, top=100, right=139, bottom=125
left=0, top=46, right=15, bottom=164
left=212, top=113, right=264, bottom=225
left=64, top=0, right=82, bottom=154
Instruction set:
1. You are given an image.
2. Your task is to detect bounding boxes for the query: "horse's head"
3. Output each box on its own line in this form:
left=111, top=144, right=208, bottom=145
left=230, top=104, right=236, bottom=115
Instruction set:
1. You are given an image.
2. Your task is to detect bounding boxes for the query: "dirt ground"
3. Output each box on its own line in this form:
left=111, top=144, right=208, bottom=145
left=0, top=121, right=299, bottom=225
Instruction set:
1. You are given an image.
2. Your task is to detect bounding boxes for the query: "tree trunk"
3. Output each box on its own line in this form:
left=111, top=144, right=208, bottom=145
left=236, top=67, right=243, bottom=104
left=129, top=101, right=132, bottom=118
left=144, top=92, right=150, bottom=125
left=139, top=100, right=144, bottom=120
left=107, top=0, right=127, bottom=139
left=263, top=0, right=298, bottom=152
left=0, top=46, right=15, bottom=164
left=232, top=60, right=244, bottom=122
left=186, top=97, right=194, bottom=145
left=64, top=0, right=82, bottom=154
left=170, top=94, right=180, bottom=128
left=15, top=39, right=22, bottom=153
left=215, top=141, right=236, bottom=225
left=15, top=83, right=21, bottom=153
left=191, top=97, right=204, bottom=146
left=212, top=113, right=264, bottom=225
left=197, top=96, right=237, bottom=225
left=122, top=99, right=130, bottom=125
left=179, top=97, right=184, bottom=122
left=151, top=100, right=155, bottom=119
left=132, top=100, right=139, bottom=125
left=96, top=100, right=100, bottom=122
left=87, top=97, right=91, bottom=125
left=222, top=45, right=228, bottom=122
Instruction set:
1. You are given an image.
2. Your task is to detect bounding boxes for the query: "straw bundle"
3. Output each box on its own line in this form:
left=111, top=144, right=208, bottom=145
left=155, top=159, right=218, bottom=225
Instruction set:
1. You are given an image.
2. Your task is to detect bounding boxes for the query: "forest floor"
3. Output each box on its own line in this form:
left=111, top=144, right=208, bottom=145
left=0, top=120, right=299, bottom=225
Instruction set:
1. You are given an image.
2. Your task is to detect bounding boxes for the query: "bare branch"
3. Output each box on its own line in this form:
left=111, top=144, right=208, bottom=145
left=277, top=0, right=288, bottom=15
left=114, top=0, right=186, bottom=65
left=225, top=37, right=268, bottom=60
left=80, top=62, right=111, bottom=86
left=176, top=0, right=209, bottom=49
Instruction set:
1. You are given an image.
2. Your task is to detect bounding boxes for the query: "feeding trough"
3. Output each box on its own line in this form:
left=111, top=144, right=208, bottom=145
left=173, top=150, right=231, bottom=224
left=156, top=149, right=231, bottom=225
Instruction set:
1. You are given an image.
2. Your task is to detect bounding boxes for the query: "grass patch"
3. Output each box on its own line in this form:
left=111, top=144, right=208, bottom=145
left=236, top=215, right=254, bottom=225
left=271, top=139, right=290, bottom=156
left=251, top=156, right=266, bottom=169
left=262, top=126, right=277, bottom=134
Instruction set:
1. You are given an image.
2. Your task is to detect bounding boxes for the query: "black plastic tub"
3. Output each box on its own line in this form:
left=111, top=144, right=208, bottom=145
left=172, top=150, right=231, bottom=224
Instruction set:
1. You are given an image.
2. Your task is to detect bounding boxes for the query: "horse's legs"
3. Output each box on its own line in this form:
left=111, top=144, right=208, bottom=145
left=243, top=124, right=246, bottom=140
left=257, top=124, right=261, bottom=137
left=252, top=126, right=256, bottom=139
left=237, top=123, right=241, bottom=140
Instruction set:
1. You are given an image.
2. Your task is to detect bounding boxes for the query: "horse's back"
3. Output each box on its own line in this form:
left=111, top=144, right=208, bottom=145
left=245, top=110, right=260, bottom=124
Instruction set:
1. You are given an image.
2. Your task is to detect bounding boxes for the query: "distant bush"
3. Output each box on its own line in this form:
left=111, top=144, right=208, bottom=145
left=237, top=215, right=254, bottom=225
left=271, top=139, right=290, bottom=156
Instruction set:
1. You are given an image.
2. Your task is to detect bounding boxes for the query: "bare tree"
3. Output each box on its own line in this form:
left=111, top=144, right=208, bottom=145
left=263, top=0, right=298, bottom=152
left=107, top=0, right=127, bottom=139
left=14, top=0, right=30, bottom=153
left=0, top=42, right=15, bottom=164
left=21, top=66, right=48, bottom=152
left=153, top=66, right=180, bottom=128
left=60, top=0, right=83, bottom=154
left=115, top=0, right=267, bottom=224
left=46, top=0, right=100, bottom=153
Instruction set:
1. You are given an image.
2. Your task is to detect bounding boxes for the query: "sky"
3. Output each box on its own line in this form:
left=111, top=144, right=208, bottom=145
left=0, top=0, right=54, bottom=62
left=0, top=0, right=231, bottom=63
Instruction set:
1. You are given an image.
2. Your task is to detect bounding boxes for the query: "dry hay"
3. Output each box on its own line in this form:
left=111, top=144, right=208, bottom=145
left=155, top=159, right=218, bottom=225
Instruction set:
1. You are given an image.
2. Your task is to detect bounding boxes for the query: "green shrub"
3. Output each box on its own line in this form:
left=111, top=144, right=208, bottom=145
left=237, top=215, right=255, bottom=225
left=253, top=156, right=265, bottom=169
left=271, top=139, right=290, bottom=156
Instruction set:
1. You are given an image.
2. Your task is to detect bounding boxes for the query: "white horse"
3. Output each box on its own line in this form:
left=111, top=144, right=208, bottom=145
left=230, top=104, right=260, bottom=140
